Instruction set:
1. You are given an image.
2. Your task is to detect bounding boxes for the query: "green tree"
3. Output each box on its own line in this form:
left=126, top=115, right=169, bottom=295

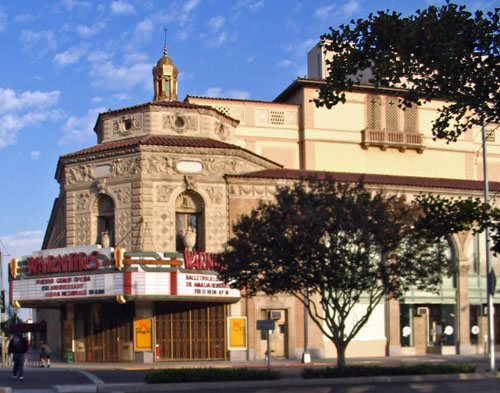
left=219, top=178, right=449, bottom=368
left=314, top=2, right=499, bottom=142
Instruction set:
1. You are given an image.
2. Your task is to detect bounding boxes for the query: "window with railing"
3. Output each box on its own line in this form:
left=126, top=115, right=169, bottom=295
left=362, top=94, right=424, bottom=153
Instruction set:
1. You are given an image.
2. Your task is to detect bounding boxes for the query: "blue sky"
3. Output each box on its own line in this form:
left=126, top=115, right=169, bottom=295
left=0, top=0, right=494, bottom=277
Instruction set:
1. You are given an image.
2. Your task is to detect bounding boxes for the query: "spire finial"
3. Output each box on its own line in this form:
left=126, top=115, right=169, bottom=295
left=163, top=26, right=168, bottom=56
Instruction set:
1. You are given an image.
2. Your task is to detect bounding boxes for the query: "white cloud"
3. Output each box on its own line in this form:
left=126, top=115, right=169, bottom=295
left=314, top=1, right=359, bottom=19
left=59, top=107, right=105, bottom=145
left=53, top=46, right=87, bottom=67
left=0, top=88, right=61, bottom=149
left=179, top=0, right=201, bottom=25
left=276, top=59, right=292, bottom=68
left=76, top=22, right=106, bottom=39
left=89, top=60, right=151, bottom=92
left=111, top=0, right=136, bottom=15
left=20, top=29, right=57, bottom=54
left=0, top=230, right=44, bottom=259
left=133, top=18, right=154, bottom=43
left=203, top=87, right=250, bottom=100
left=236, top=0, right=264, bottom=11
left=314, top=5, right=335, bottom=19
left=183, top=0, right=201, bottom=14
left=87, top=50, right=112, bottom=63
left=208, top=16, right=225, bottom=32
left=0, top=9, right=6, bottom=32
left=30, top=150, right=41, bottom=160
left=0, top=88, right=59, bottom=114
left=339, top=0, right=359, bottom=17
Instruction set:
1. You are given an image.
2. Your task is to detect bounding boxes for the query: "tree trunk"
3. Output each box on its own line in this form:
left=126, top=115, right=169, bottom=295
left=336, top=342, right=347, bottom=368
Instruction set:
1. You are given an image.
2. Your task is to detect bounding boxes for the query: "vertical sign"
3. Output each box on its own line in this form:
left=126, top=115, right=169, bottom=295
left=134, top=318, right=153, bottom=351
left=227, top=316, right=247, bottom=350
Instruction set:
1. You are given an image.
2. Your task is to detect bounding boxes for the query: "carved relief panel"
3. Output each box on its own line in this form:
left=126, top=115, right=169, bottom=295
left=75, top=215, right=90, bottom=246
left=112, top=114, right=143, bottom=136
left=162, top=113, right=198, bottom=134
left=115, top=210, right=132, bottom=250
left=153, top=209, right=175, bottom=251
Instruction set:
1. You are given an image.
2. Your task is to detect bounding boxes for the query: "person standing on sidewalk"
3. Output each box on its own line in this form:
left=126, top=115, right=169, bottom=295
left=8, top=333, right=28, bottom=380
left=39, top=340, right=51, bottom=368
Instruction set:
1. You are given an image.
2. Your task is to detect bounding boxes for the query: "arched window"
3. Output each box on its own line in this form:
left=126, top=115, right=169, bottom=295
left=175, top=191, right=205, bottom=252
left=93, top=194, right=115, bottom=247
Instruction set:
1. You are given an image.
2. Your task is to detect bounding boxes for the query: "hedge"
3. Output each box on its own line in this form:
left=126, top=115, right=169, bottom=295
left=302, top=363, right=476, bottom=379
left=144, top=367, right=282, bottom=384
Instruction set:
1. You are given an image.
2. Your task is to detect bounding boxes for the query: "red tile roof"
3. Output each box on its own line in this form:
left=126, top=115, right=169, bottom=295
left=95, top=100, right=239, bottom=127
left=60, top=135, right=282, bottom=167
left=229, top=168, right=500, bottom=192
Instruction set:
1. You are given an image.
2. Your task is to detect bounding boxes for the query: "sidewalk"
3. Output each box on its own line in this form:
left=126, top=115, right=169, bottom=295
left=39, top=353, right=500, bottom=393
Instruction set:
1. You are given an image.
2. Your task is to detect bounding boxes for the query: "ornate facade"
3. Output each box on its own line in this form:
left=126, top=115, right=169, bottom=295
left=9, top=42, right=500, bottom=362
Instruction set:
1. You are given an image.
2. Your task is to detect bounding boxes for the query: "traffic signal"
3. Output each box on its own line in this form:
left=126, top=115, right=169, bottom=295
left=0, top=290, right=4, bottom=312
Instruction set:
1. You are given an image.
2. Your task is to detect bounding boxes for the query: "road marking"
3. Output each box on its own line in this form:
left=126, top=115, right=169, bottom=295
left=76, top=369, right=105, bottom=385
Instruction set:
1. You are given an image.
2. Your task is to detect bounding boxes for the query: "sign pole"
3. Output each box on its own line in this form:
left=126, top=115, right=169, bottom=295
left=266, top=329, right=270, bottom=370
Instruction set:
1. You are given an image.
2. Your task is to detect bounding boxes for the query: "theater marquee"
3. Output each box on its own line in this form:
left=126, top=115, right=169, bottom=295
left=10, top=246, right=240, bottom=305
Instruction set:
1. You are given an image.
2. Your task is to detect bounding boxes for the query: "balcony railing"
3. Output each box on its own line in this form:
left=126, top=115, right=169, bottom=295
left=361, top=129, right=425, bottom=153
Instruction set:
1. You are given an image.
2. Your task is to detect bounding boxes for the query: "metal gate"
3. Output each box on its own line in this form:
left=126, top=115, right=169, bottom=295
left=75, top=302, right=133, bottom=362
left=156, top=302, right=227, bottom=360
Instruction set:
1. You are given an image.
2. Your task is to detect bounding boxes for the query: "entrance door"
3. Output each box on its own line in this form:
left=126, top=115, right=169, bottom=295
left=156, top=302, right=227, bottom=360
left=268, top=310, right=287, bottom=358
left=75, top=302, right=133, bottom=362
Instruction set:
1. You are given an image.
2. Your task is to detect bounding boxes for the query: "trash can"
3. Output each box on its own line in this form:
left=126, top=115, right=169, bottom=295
left=63, top=351, right=74, bottom=363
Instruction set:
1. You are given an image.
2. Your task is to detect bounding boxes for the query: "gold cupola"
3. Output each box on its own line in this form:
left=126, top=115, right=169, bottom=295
left=153, top=44, right=178, bottom=101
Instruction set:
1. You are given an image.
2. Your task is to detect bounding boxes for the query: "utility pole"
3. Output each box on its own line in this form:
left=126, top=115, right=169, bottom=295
left=482, top=119, right=495, bottom=371
left=0, top=249, right=5, bottom=367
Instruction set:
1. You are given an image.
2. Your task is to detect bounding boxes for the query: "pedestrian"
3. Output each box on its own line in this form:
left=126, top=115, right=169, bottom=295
left=8, top=333, right=28, bottom=380
left=39, top=340, right=51, bottom=367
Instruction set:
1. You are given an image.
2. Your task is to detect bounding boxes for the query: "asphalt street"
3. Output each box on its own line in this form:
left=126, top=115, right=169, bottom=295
left=0, top=354, right=498, bottom=393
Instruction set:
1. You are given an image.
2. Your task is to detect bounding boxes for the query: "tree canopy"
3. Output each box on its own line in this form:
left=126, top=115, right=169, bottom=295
left=219, top=178, right=449, bottom=367
left=314, top=2, right=500, bottom=142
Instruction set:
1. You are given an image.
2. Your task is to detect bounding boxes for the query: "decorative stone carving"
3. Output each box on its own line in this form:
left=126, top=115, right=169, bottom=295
left=115, top=211, right=131, bottom=249
left=162, top=114, right=198, bottom=133
left=113, top=186, right=131, bottom=204
left=66, top=165, right=93, bottom=185
left=95, top=178, right=107, bottom=194
left=229, top=185, right=276, bottom=197
left=157, top=184, right=174, bottom=202
left=205, top=209, right=227, bottom=252
left=112, top=115, right=142, bottom=136
left=184, top=175, right=196, bottom=190
left=206, top=186, right=223, bottom=204
left=215, top=121, right=229, bottom=140
left=113, top=157, right=141, bottom=176
left=183, top=227, right=196, bottom=251
left=154, top=210, right=174, bottom=250
left=142, top=156, right=176, bottom=175
left=204, top=157, right=257, bottom=176
left=76, top=192, right=90, bottom=211
left=101, top=231, right=110, bottom=248
left=75, top=215, right=90, bottom=246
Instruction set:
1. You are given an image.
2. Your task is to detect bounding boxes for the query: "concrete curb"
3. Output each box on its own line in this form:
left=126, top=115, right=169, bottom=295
left=86, top=372, right=500, bottom=393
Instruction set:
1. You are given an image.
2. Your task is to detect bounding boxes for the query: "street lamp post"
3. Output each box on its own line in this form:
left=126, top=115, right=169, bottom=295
left=482, top=119, right=495, bottom=371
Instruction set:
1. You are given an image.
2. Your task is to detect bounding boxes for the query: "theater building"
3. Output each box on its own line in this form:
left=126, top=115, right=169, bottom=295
left=9, top=43, right=500, bottom=362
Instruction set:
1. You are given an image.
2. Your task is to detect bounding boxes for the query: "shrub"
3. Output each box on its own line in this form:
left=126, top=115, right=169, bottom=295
left=144, top=367, right=282, bottom=384
left=302, top=363, right=476, bottom=379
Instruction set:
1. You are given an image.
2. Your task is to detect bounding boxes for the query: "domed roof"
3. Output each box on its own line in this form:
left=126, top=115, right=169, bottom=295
left=154, top=45, right=177, bottom=70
